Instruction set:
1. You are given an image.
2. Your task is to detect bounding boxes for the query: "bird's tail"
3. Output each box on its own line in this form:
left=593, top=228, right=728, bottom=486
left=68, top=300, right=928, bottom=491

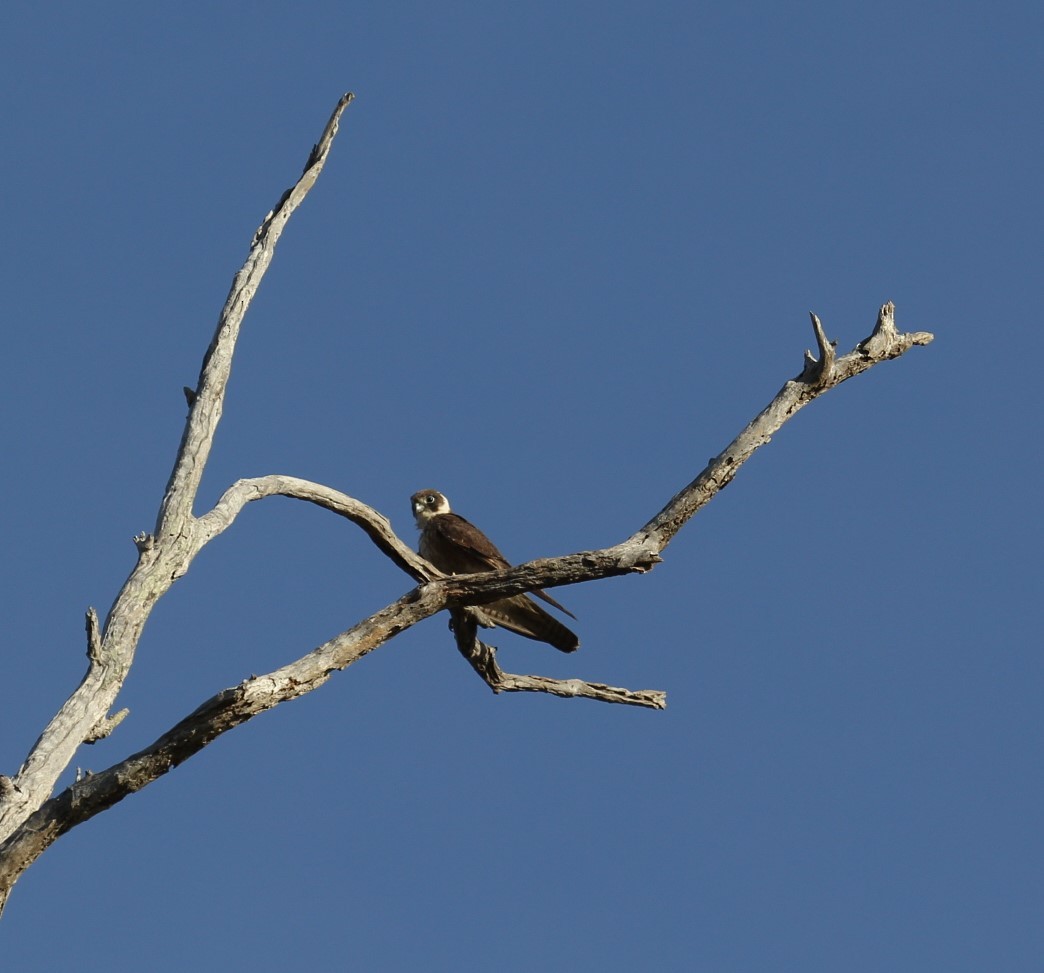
left=484, top=596, right=580, bottom=653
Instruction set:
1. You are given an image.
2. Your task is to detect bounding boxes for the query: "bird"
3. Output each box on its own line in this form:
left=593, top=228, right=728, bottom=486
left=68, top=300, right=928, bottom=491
left=411, top=489, right=579, bottom=653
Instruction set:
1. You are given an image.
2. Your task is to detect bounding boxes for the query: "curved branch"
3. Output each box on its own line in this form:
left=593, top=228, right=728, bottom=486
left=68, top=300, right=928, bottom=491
left=194, top=475, right=430, bottom=580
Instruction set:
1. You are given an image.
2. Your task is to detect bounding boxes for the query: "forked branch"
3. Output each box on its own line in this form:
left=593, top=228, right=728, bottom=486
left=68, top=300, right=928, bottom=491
left=0, top=90, right=934, bottom=917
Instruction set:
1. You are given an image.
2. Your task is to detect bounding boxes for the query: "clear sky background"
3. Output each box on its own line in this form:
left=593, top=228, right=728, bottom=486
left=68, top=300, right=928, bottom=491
left=2, top=3, right=1040, bottom=970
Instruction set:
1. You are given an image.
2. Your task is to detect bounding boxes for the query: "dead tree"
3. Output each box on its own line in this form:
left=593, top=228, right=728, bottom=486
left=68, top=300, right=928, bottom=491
left=0, top=92, right=934, bottom=915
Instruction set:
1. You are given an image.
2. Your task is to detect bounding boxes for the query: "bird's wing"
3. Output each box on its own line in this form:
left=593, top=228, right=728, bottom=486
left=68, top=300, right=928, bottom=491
left=426, top=513, right=578, bottom=625
left=427, top=513, right=512, bottom=572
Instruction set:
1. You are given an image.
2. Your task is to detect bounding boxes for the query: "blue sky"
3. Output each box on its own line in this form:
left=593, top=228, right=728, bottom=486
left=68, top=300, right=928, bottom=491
left=2, top=3, right=1041, bottom=970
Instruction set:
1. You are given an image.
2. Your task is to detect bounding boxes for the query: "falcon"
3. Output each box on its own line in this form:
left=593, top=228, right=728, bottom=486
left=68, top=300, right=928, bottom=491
left=411, top=489, right=579, bottom=653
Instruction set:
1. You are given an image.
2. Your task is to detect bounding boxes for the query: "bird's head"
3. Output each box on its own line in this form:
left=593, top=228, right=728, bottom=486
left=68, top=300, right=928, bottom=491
left=411, top=489, right=451, bottom=527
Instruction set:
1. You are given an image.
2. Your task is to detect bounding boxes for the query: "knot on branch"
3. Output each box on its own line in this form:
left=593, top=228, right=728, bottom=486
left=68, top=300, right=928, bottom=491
left=619, top=546, right=664, bottom=573
left=84, top=708, right=130, bottom=745
left=858, top=300, right=901, bottom=358
left=85, top=607, right=103, bottom=662
left=857, top=300, right=933, bottom=358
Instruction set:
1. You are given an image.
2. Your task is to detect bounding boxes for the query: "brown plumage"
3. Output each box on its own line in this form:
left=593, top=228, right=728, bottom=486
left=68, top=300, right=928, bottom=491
left=411, top=489, right=579, bottom=653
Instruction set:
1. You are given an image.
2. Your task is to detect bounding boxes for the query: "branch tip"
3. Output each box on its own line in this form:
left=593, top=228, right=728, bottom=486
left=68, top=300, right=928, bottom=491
left=303, top=91, right=356, bottom=171
left=870, top=300, right=897, bottom=339
left=800, top=311, right=836, bottom=384
left=857, top=299, right=925, bottom=358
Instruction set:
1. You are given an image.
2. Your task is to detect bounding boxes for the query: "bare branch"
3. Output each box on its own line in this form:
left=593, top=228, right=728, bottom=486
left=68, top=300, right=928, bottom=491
left=194, top=475, right=431, bottom=580
left=437, top=545, right=662, bottom=606
left=635, top=303, right=934, bottom=549
left=450, top=612, right=666, bottom=709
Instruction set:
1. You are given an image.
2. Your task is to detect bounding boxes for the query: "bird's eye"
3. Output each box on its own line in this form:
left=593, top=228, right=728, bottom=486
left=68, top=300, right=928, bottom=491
left=425, top=495, right=436, bottom=505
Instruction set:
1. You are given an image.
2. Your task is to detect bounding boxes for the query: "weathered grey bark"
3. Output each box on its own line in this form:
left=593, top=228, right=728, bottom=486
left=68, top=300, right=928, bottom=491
left=0, top=91, right=933, bottom=916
